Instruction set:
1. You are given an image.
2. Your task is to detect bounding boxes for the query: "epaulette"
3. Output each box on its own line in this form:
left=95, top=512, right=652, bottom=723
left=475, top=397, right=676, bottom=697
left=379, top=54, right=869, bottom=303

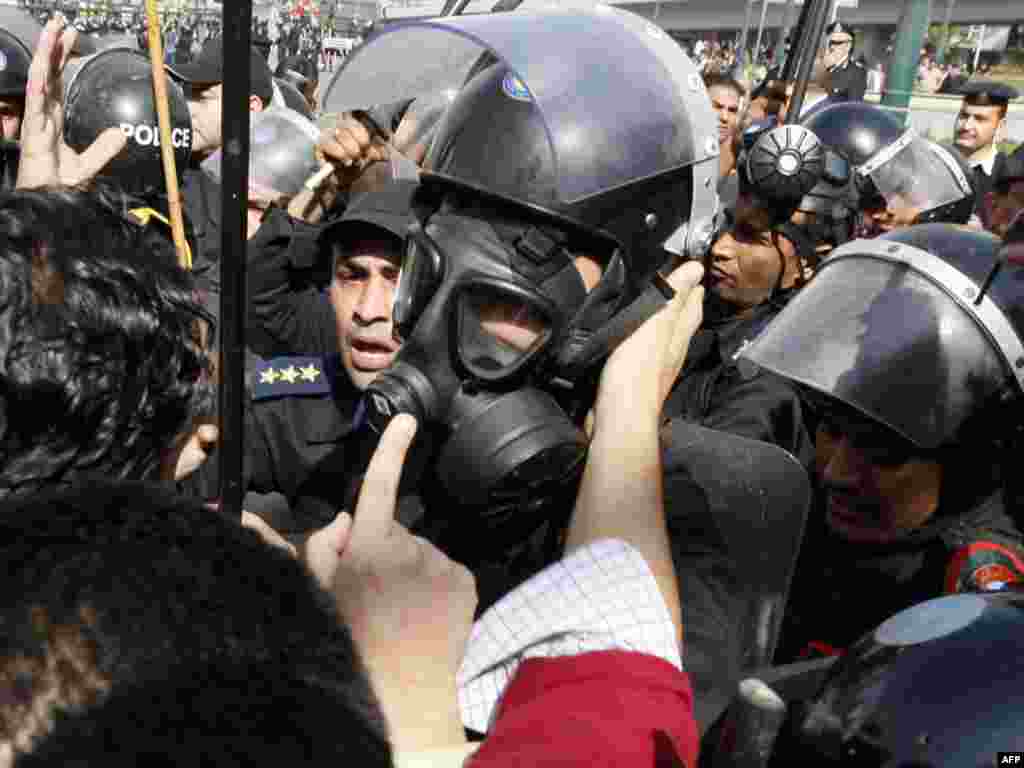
left=252, top=356, right=332, bottom=400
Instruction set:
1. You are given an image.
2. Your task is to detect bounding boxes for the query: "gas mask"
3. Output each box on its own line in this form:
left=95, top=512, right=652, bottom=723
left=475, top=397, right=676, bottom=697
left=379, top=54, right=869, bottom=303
left=365, top=192, right=673, bottom=520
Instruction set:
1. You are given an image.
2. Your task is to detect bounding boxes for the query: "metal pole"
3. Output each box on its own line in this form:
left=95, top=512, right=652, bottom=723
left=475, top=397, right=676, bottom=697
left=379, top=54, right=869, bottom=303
left=780, top=0, right=815, bottom=82
left=937, top=0, right=955, bottom=65
left=754, top=0, right=770, bottom=68
left=218, top=0, right=253, bottom=521
left=773, top=0, right=797, bottom=72
left=880, top=0, right=930, bottom=124
left=785, top=0, right=834, bottom=123
left=739, top=0, right=755, bottom=69
left=973, top=23, right=985, bottom=72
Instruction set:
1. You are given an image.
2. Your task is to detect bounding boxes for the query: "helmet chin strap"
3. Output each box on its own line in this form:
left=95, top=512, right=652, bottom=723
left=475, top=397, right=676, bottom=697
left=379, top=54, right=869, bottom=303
left=769, top=222, right=815, bottom=299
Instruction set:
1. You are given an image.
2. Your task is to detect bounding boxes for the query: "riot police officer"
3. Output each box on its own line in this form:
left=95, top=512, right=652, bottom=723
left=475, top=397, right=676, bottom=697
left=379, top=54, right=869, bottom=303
left=204, top=7, right=721, bottom=613
left=663, top=122, right=859, bottom=462
left=738, top=224, right=1024, bottom=660
left=802, top=101, right=976, bottom=233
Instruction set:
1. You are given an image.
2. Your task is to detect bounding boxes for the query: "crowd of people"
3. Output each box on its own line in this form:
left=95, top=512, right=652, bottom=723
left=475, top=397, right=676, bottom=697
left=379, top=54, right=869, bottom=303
left=0, top=4, right=1024, bottom=766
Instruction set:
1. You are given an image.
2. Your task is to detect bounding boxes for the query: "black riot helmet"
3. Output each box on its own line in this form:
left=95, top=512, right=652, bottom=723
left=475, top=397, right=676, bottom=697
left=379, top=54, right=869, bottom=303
left=323, top=7, right=720, bottom=295
left=777, top=592, right=1024, bottom=764
left=274, top=76, right=314, bottom=120
left=734, top=123, right=860, bottom=267
left=740, top=224, right=1024, bottom=456
left=324, top=8, right=719, bottom=519
left=0, top=27, right=31, bottom=98
left=63, top=48, right=192, bottom=199
left=802, top=102, right=974, bottom=226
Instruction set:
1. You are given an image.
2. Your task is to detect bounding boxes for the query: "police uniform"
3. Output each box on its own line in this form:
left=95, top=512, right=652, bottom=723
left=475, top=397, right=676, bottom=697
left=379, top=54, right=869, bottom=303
left=956, top=81, right=1020, bottom=229
left=826, top=57, right=867, bottom=102
left=662, top=292, right=813, bottom=468
left=242, top=353, right=563, bottom=613
left=777, top=491, right=1024, bottom=661
left=824, top=22, right=867, bottom=102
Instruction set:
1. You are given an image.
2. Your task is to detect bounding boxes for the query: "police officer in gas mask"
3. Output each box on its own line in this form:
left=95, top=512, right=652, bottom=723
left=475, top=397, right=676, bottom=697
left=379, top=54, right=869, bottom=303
left=737, top=224, right=1024, bottom=662
left=801, top=101, right=977, bottom=234
left=662, top=122, right=859, bottom=462
left=211, top=7, right=721, bottom=609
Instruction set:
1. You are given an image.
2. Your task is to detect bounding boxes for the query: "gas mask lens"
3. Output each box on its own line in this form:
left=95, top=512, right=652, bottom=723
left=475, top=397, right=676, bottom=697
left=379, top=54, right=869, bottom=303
left=394, top=227, right=444, bottom=339
left=456, top=283, right=553, bottom=379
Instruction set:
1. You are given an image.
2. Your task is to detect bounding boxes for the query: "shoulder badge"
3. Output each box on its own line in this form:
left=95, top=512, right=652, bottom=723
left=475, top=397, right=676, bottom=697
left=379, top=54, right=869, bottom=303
left=945, top=540, right=1024, bottom=594
left=253, top=356, right=331, bottom=401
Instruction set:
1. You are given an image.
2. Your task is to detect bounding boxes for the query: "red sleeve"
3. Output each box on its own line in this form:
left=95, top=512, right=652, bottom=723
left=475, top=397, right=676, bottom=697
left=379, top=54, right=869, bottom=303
left=467, top=650, right=698, bottom=768
left=945, top=540, right=1024, bottom=594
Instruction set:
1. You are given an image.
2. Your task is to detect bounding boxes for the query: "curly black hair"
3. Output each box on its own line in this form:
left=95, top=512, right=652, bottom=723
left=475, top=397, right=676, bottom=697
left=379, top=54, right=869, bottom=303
left=0, top=183, right=214, bottom=497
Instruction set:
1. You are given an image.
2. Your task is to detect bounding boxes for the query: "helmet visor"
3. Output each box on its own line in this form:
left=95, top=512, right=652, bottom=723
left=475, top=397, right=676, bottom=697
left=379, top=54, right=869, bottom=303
left=859, top=132, right=972, bottom=216
left=323, top=7, right=718, bottom=206
left=740, top=240, right=1014, bottom=450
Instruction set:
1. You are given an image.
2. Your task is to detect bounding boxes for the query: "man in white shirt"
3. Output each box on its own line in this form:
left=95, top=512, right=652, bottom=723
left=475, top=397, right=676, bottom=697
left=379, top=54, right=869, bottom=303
left=953, top=81, right=1019, bottom=229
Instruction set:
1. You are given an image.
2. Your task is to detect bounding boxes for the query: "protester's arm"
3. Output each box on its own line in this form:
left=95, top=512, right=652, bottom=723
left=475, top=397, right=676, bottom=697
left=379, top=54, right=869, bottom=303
left=565, top=262, right=705, bottom=644
left=304, top=415, right=477, bottom=750
left=16, top=16, right=126, bottom=189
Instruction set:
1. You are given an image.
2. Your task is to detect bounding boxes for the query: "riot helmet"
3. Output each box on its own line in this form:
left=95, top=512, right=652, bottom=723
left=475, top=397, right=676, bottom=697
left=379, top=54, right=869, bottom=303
left=778, top=592, right=1024, bottom=764
left=324, top=8, right=719, bottom=518
left=201, top=107, right=320, bottom=202
left=0, top=27, right=31, bottom=98
left=64, top=48, right=192, bottom=199
left=274, top=76, right=314, bottom=120
left=803, top=103, right=974, bottom=227
left=740, top=224, right=1024, bottom=455
left=735, top=123, right=859, bottom=266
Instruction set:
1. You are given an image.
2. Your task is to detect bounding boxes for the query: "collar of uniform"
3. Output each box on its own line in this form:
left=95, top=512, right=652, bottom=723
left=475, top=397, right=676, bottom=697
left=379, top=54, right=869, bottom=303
left=968, top=144, right=999, bottom=176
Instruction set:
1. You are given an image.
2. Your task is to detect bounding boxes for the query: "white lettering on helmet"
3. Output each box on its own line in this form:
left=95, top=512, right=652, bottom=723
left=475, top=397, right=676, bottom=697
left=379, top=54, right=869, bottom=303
left=118, top=123, right=192, bottom=149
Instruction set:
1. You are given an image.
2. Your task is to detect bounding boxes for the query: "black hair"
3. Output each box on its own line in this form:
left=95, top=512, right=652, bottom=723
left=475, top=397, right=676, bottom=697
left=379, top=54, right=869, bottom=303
left=0, top=184, right=213, bottom=497
left=17, top=658, right=392, bottom=767
left=703, top=73, right=746, bottom=101
left=0, top=479, right=389, bottom=760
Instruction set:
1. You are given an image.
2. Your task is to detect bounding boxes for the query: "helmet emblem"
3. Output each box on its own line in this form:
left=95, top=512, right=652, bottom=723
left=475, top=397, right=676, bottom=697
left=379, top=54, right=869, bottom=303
left=501, top=71, right=532, bottom=103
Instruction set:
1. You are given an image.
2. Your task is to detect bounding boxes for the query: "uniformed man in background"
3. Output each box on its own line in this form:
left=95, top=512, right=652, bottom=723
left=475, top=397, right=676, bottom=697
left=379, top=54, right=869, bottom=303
left=822, top=21, right=866, bottom=102
left=952, top=81, right=1020, bottom=229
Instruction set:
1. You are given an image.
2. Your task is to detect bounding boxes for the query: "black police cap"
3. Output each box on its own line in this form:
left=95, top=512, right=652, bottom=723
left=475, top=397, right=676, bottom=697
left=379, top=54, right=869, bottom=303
left=958, top=80, right=1020, bottom=107
left=825, top=21, right=854, bottom=39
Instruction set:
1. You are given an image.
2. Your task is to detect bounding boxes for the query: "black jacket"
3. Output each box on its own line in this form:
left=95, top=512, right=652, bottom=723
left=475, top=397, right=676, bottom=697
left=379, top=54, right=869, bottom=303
left=826, top=57, right=868, bottom=102
left=661, top=295, right=814, bottom=468
left=777, top=491, right=1024, bottom=661
left=971, top=152, right=1008, bottom=230
left=181, top=167, right=224, bottom=319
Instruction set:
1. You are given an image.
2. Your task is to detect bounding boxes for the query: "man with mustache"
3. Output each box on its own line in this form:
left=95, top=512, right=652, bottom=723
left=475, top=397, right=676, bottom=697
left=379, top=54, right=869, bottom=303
left=738, top=223, right=1024, bottom=661
left=203, top=180, right=415, bottom=537
left=953, top=81, right=1019, bottom=230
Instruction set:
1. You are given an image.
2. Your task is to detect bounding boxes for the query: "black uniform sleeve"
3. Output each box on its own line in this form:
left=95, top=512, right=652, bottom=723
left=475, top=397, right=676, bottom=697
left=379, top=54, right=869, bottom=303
left=704, top=368, right=815, bottom=469
left=848, top=63, right=867, bottom=102
left=247, top=207, right=339, bottom=357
